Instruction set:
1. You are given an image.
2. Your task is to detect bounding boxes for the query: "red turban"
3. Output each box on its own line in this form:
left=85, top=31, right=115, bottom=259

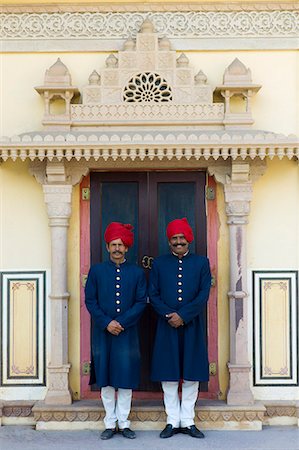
left=104, top=222, right=134, bottom=248
left=166, top=218, right=194, bottom=243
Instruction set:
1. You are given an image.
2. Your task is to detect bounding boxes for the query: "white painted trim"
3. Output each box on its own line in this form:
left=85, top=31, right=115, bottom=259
left=0, top=386, right=47, bottom=401
left=2, top=37, right=299, bottom=52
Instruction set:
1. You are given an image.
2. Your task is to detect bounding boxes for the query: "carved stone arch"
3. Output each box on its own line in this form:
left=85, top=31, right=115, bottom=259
left=123, top=71, right=173, bottom=103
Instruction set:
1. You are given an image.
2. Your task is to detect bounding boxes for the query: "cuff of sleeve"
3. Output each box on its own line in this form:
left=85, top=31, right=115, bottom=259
left=102, top=318, right=112, bottom=330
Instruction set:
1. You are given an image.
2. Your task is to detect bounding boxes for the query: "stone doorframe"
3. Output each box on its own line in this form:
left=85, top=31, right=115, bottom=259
left=29, top=157, right=266, bottom=406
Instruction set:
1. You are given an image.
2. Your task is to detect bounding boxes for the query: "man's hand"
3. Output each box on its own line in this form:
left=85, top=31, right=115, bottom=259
left=166, top=312, right=184, bottom=328
left=107, top=320, right=124, bottom=335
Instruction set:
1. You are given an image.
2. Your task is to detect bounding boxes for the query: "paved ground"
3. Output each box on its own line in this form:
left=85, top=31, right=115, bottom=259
left=0, top=426, right=298, bottom=450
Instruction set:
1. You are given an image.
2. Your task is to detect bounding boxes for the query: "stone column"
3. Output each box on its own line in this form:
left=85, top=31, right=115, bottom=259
left=224, top=162, right=254, bottom=405
left=43, top=184, right=72, bottom=405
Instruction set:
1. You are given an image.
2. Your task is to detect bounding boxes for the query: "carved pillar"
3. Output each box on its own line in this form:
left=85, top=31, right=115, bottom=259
left=224, top=162, right=254, bottom=405
left=43, top=183, right=73, bottom=405
left=29, top=160, right=89, bottom=405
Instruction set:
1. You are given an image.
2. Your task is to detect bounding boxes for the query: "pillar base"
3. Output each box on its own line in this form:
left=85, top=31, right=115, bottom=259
left=44, top=364, right=72, bottom=405
left=227, top=363, right=254, bottom=406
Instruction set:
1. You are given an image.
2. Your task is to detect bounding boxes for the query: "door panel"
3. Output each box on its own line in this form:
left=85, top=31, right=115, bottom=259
left=158, top=182, right=196, bottom=255
left=149, top=172, right=207, bottom=258
left=101, top=182, right=139, bottom=263
left=90, top=171, right=207, bottom=391
left=90, top=173, right=147, bottom=266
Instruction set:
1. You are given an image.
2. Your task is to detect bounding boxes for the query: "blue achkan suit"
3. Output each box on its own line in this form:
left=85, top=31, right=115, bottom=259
left=149, top=252, right=211, bottom=429
left=85, top=260, right=147, bottom=389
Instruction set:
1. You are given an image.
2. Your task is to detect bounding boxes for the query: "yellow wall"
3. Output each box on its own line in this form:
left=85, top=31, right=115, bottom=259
left=216, top=184, right=230, bottom=399
left=0, top=160, right=50, bottom=269
left=68, top=185, right=80, bottom=399
left=248, top=158, right=299, bottom=269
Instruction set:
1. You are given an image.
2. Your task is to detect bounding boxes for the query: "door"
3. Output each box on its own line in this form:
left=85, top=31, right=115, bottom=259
left=90, top=171, right=207, bottom=391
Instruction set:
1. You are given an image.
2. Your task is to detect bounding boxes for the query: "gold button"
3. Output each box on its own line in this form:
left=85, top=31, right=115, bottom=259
left=178, top=274, right=182, bottom=278
left=178, top=289, right=182, bottom=293
left=116, top=300, right=120, bottom=305
left=116, top=292, right=120, bottom=296
left=178, top=297, right=183, bottom=302
left=178, top=282, right=182, bottom=286
left=116, top=284, right=120, bottom=288
left=116, top=276, right=121, bottom=281
left=116, top=308, right=121, bottom=312
left=116, top=269, right=120, bottom=273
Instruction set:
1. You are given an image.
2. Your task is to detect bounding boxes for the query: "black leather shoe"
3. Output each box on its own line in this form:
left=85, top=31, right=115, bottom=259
left=160, top=424, right=179, bottom=439
left=181, top=425, right=205, bottom=438
left=100, top=428, right=116, bottom=440
left=120, top=428, right=136, bottom=439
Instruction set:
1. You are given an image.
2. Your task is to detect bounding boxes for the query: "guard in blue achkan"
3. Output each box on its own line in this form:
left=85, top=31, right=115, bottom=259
left=85, top=222, right=147, bottom=440
left=149, top=218, right=211, bottom=439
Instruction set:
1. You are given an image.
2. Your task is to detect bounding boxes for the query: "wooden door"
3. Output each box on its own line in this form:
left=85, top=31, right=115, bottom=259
left=89, top=171, right=207, bottom=391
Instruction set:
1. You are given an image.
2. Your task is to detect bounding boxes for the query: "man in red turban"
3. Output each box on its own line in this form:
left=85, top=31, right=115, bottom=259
left=166, top=217, right=194, bottom=244
left=150, top=218, right=211, bottom=440
left=85, top=222, right=146, bottom=440
left=104, top=222, right=134, bottom=249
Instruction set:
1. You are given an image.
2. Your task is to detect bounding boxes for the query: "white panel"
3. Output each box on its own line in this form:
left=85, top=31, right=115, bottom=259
left=252, top=271, right=298, bottom=386
left=1, top=271, right=46, bottom=386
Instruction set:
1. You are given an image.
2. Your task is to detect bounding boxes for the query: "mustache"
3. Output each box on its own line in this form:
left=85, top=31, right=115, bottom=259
left=172, top=243, right=187, bottom=247
left=112, top=250, right=124, bottom=254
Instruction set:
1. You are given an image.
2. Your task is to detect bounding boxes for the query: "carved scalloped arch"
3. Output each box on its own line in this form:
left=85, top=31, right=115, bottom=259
left=123, top=72, right=172, bottom=103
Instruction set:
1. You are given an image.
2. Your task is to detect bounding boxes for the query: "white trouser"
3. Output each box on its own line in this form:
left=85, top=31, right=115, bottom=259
left=162, top=380, right=199, bottom=428
left=101, top=386, right=132, bottom=429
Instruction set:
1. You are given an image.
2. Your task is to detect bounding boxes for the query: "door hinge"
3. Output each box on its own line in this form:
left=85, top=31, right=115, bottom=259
left=209, top=362, right=217, bottom=376
left=81, top=274, right=88, bottom=288
left=82, top=187, right=90, bottom=201
left=206, top=186, right=215, bottom=201
left=211, top=275, right=216, bottom=287
left=82, top=361, right=91, bottom=376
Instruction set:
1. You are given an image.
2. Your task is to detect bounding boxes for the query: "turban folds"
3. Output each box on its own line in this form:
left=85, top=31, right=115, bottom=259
left=104, top=222, right=134, bottom=248
left=166, top=218, right=194, bottom=243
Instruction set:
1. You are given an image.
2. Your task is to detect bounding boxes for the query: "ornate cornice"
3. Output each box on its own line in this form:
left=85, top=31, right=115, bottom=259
left=1, top=131, right=298, bottom=162
left=1, top=8, right=298, bottom=42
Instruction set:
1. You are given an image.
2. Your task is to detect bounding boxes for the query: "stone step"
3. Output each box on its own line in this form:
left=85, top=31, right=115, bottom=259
left=31, top=400, right=266, bottom=431
left=2, top=400, right=298, bottom=430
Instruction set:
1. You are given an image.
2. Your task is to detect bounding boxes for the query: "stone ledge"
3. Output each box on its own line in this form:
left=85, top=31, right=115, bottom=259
left=31, top=400, right=266, bottom=431
left=3, top=400, right=298, bottom=429
left=263, top=401, right=299, bottom=427
left=2, top=401, right=35, bottom=418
